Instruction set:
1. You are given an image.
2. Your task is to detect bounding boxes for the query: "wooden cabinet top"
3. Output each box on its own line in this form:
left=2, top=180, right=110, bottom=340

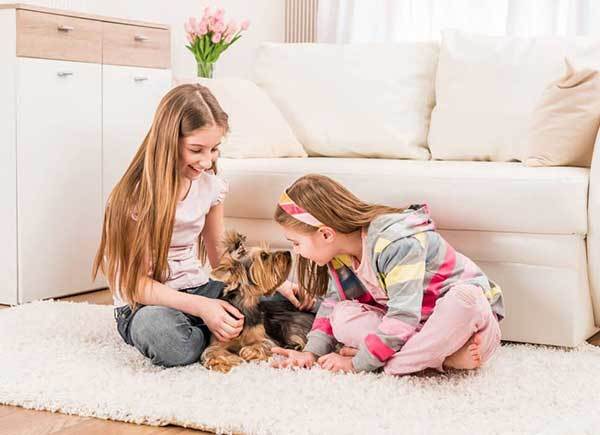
left=0, top=3, right=169, bottom=30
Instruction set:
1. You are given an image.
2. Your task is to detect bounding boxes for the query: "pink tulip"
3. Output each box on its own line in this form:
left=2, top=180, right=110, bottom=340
left=208, top=16, right=217, bottom=31
left=224, top=33, right=235, bottom=44
left=212, top=32, right=222, bottom=43
left=184, top=18, right=193, bottom=34
left=215, top=8, right=225, bottom=19
left=210, top=16, right=226, bottom=33
left=186, top=33, right=194, bottom=43
left=203, top=6, right=211, bottom=19
left=240, top=19, right=250, bottom=31
left=225, top=20, right=238, bottom=35
left=197, top=19, right=208, bottom=36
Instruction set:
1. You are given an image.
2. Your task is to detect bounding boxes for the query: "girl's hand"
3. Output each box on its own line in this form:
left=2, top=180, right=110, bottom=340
left=271, top=347, right=316, bottom=369
left=192, top=296, right=244, bottom=342
left=317, top=352, right=356, bottom=373
left=276, top=280, right=316, bottom=311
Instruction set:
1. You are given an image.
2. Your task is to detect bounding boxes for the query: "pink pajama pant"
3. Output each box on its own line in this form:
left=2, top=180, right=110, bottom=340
left=329, top=284, right=502, bottom=375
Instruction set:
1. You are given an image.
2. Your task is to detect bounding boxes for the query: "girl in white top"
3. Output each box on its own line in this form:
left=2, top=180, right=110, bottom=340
left=93, top=84, right=308, bottom=367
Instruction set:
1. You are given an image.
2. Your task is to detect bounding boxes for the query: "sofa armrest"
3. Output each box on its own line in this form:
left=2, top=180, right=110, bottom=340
left=588, top=128, right=600, bottom=326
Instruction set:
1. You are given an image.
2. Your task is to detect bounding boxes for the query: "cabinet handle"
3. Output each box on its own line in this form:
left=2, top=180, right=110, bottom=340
left=134, top=76, right=149, bottom=82
left=57, top=25, right=75, bottom=32
left=57, top=71, right=74, bottom=77
left=134, top=35, right=150, bottom=42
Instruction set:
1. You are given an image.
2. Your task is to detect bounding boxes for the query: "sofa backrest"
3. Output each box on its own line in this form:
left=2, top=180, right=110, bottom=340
left=253, top=33, right=600, bottom=164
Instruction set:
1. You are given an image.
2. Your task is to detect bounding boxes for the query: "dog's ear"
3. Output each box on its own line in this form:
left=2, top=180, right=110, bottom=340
left=222, top=231, right=247, bottom=259
left=210, top=256, right=247, bottom=294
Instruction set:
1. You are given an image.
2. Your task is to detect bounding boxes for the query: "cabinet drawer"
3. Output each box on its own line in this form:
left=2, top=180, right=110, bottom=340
left=16, top=9, right=102, bottom=63
left=102, top=22, right=170, bottom=69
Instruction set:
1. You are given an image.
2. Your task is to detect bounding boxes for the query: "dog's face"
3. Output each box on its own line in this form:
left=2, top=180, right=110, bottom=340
left=211, top=231, right=293, bottom=298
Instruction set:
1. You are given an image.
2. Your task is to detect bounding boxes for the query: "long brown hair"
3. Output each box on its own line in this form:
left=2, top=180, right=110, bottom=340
left=274, top=174, right=404, bottom=298
left=93, top=84, right=229, bottom=306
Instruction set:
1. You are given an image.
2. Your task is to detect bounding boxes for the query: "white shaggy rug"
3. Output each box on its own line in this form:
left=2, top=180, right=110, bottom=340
left=1, top=301, right=599, bottom=435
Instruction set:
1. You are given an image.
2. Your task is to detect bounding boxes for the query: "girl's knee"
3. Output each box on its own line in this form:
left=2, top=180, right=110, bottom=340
left=442, top=284, right=491, bottom=318
left=129, top=306, right=206, bottom=367
left=330, top=301, right=383, bottom=347
left=330, top=301, right=372, bottom=332
left=449, top=284, right=484, bottom=306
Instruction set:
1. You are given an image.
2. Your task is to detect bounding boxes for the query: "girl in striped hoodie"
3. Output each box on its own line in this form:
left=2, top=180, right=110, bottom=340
left=271, top=174, right=504, bottom=375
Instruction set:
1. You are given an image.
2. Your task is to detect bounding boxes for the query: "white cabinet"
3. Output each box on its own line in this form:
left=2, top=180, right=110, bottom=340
left=0, top=5, right=171, bottom=304
left=102, top=65, right=172, bottom=204
left=17, top=58, right=103, bottom=302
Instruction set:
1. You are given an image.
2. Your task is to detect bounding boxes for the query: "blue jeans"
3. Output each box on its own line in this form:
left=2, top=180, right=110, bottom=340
left=114, top=280, right=225, bottom=367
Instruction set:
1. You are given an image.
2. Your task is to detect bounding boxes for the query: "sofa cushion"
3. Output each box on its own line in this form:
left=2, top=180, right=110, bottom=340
left=525, top=59, right=600, bottom=168
left=428, top=30, right=600, bottom=162
left=219, top=157, right=589, bottom=235
left=253, top=42, right=437, bottom=160
left=174, top=77, right=307, bottom=158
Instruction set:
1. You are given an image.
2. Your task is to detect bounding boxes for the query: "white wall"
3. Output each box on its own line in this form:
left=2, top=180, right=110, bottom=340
left=1, top=0, right=285, bottom=79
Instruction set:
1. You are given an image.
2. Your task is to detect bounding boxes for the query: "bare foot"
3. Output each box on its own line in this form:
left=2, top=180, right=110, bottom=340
left=443, top=333, right=482, bottom=370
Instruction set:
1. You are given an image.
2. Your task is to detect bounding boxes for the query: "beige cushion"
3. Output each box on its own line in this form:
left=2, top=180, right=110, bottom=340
left=173, top=77, right=307, bottom=158
left=526, top=59, right=600, bottom=168
left=219, top=157, right=589, bottom=235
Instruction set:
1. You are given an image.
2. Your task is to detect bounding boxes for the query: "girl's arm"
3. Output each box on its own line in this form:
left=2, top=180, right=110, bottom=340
left=303, top=277, right=340, bottom=357
left=202, top=202, right=225, bottom=268
left=137, top=276, right=205, bottom=314
left=136, top=276, right=243, bottom=342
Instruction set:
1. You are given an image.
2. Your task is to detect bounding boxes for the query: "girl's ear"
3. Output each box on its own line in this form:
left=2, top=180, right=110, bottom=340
left=318, top=226, right=336, bottom=242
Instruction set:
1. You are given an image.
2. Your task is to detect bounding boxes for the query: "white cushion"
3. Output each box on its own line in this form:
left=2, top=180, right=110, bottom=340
left=174, top=77, right=307, bottom=158
left=253, top=43, right=438, bottom=159
left=219, top=157, right=589, bottom=235
left=428, top=30, right=600, bottom=162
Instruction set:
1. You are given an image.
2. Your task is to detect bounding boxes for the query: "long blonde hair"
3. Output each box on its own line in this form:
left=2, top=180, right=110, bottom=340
left=274, top=174, right=404, bottom=298
left=93, top=84, right=229, bottom=306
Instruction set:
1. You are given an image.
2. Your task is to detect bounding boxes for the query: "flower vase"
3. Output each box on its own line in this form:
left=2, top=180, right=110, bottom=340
left=197, top=61, right=215, bottom=79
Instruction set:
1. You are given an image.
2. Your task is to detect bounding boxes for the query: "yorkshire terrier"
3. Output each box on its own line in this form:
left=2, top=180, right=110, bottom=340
left=201, top=231, right=315, bottom=373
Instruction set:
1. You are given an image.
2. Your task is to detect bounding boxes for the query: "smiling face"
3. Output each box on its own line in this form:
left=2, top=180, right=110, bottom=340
left=281, top=225, right=338, bottom=267
left=179, top=125, right=224, bottom=180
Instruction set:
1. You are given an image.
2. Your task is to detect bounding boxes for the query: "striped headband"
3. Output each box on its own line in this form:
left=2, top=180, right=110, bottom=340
left=278, top=191, right=323, bottom=227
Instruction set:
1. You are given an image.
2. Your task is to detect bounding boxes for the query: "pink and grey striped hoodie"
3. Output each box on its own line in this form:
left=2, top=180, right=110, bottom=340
left=303, top=204, right=505, bottom=372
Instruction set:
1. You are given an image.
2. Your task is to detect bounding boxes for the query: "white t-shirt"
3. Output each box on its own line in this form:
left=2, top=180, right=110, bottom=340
left=113, top=171, right=228, bottom=306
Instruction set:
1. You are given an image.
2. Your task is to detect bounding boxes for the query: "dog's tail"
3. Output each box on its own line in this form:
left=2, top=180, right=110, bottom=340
left=259, top=300, right=315, bottom=350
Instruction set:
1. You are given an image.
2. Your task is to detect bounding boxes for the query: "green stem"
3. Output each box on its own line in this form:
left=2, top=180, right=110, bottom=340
left=197, top=61, right=214, bottom=79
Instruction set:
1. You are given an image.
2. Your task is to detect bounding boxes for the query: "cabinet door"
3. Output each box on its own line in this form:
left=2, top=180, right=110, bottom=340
left=102, top=65, right=172, bottom=204
left=16, top=57, right=103, bottom=302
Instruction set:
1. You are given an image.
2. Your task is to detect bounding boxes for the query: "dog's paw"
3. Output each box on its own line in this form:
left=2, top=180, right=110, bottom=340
left=204, top=355, right=244, bottom=373
left=240, top=344, right=272, bottom=362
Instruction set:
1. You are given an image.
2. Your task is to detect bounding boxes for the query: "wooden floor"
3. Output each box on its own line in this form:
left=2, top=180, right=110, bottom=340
left=1, top=288, right=600, bottom=434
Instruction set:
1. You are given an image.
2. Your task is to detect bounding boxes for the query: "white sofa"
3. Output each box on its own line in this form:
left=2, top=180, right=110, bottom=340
left=217, top=32, right=600, bottom=347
